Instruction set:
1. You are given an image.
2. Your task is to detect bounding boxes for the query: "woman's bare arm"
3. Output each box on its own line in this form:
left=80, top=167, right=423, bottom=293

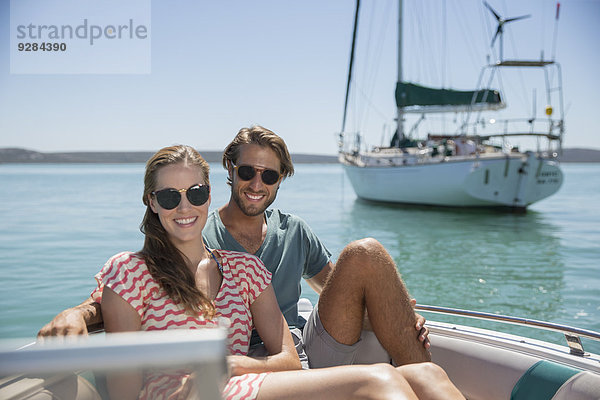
left=228, top=285, right=301, bottom=376
left=102, top=287, right=143, bottom=400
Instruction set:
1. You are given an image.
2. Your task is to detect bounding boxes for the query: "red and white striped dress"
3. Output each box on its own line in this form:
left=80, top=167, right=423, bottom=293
left=91, top=249, right=272, bottom=400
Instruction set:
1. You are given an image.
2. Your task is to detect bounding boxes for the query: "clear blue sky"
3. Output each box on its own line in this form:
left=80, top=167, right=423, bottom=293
left=1, top=0, right=598, bottom=155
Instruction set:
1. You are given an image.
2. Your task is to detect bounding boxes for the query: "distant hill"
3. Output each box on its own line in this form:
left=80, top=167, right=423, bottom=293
left=1, top=147, right=597, bottom=164
left=0, top=148, right=157, bottom=164
left=558, top=148, right=600, bottom=163
left=0, top=148, right=338, bottom=164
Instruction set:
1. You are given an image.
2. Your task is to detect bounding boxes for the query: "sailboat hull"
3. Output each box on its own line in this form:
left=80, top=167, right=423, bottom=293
left=341, top=152, right=563, bottom=208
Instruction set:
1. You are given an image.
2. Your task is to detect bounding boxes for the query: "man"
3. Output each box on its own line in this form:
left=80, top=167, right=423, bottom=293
left=39, top=125, right=430, bottom=368
left=454, top=136, right=477, bottom=156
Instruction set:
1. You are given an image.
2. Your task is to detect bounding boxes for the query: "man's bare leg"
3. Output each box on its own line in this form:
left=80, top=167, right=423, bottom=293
left=317, top=238, right=431, bottom=365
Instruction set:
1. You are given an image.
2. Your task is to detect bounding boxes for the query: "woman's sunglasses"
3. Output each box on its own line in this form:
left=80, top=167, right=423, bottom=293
left=152, top=184, right=210, bottom=210
left=233, top=164, right=281, bottom=185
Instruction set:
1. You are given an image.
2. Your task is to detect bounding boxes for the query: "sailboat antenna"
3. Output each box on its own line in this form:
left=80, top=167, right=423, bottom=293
left=551, top=2, right=561, bottom=61
left=528, top=88, right=537, bottom=129
left=483, top=1, right=530, bottom=62
left=341, top=0, right=361, bottom=133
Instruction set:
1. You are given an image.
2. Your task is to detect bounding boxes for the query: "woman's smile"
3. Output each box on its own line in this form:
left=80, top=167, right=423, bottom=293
left=174, top=216, right=198, bottom=226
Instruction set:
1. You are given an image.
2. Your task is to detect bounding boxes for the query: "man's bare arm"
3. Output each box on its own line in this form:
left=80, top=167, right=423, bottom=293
left=305, top=261, right=334, bottom=295
left=37, top=297, right=103, bottom=337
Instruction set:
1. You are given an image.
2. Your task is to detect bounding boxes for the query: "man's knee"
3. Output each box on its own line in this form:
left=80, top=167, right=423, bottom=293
left=340, top=238, right=386, bottom=264
left=345, top=237, right=384, bottom=255
left=338, top=238, right=394, bottom=275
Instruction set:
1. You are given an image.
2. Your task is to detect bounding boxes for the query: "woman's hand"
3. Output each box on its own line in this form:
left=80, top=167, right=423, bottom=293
left=226, top=355, right=247, bottom=377
left=168, top=374, right=195, bottom=400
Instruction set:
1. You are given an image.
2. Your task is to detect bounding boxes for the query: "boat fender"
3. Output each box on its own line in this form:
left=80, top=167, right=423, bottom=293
left=510, top=360, right=582, bottom=400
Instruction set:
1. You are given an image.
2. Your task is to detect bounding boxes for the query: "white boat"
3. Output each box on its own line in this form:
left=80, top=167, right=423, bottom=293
left=1, top=303, right=598, bottom=399
left=338, top=1, right=565, bottom=210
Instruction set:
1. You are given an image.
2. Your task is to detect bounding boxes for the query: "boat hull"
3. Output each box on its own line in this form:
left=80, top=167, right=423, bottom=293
left=341, top=152, right=563, bottom=208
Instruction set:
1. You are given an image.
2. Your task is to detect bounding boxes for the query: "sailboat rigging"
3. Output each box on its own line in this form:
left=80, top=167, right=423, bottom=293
left=338, top=0, right=564, bottom=210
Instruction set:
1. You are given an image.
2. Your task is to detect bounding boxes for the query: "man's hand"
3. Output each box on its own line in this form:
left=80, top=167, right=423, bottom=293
left=411, top=299, right=430, bottom=349
left=37, top=299, right=102, bottom=338
left=37, top=308, right=89, bottom=337
left=415, top=313, right=430, bottom=349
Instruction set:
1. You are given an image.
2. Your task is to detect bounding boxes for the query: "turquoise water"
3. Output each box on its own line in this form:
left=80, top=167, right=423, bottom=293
left=0, top=162, right=598, bottom=354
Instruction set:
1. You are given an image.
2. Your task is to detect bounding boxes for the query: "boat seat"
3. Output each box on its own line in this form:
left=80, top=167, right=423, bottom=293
left=0, top=373, right=101, bottom=400
left=429, top=332, right=600, bottom=400
left=511, top=360, right=581, bottom=399
left=510, top=360, right=600, bottom=400
left=551, top=371, right=600, bottom=400
left=430, top=332, right=537, bottom=399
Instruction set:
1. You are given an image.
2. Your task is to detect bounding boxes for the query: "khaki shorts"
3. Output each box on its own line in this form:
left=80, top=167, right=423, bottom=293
left=302, top=303, right=391, bottom=368
left=248, top=327, right=310, bottom=369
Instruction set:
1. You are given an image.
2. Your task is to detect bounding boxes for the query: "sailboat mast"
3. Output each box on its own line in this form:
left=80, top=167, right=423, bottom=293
left=341, top=0, right=360, bottom=134
left=396, top=0, right=404, bottom=141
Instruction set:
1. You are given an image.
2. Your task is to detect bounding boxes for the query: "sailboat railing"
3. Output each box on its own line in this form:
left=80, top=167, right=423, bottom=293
left=416, top=304, right=600, bottom=342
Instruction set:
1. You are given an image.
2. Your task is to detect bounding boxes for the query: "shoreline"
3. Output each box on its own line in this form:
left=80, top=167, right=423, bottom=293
left=0, top=148, right=338, bottom=164
left=1, top=147, right=599, bottom=164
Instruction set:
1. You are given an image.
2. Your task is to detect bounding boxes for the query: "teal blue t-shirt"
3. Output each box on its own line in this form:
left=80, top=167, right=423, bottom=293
left=203, top=209, right=330, bottom=327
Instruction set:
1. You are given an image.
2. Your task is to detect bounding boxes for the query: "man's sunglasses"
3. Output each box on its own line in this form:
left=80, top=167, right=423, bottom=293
left=151, top=184, right=210, bottom=210
left=233, top=164, right=281, bottom=185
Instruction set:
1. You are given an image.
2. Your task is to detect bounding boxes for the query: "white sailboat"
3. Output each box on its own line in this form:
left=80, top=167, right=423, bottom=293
left=338, top=1, right=564, bottom=211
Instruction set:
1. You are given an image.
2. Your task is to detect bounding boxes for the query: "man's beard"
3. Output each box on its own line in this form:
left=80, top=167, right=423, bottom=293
left=232, top=187, right=277, bottom=217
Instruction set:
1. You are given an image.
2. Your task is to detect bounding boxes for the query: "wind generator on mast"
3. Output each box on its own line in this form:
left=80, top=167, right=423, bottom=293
left=483, top=1, right=530, bottom=62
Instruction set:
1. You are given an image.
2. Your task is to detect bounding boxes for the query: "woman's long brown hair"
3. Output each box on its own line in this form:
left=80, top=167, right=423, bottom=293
left=139, top=145, right=215, bottom=318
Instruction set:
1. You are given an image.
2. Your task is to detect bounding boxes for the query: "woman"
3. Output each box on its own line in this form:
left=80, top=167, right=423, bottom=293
left=93, top=145, right=464, bottom=400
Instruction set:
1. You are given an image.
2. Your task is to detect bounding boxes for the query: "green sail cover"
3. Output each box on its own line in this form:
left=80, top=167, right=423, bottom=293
left=395, top=82, right=504, bottom=113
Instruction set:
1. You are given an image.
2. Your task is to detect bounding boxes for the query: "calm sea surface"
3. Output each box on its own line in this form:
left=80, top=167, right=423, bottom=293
left=0, top=162, right=598, bottom=353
